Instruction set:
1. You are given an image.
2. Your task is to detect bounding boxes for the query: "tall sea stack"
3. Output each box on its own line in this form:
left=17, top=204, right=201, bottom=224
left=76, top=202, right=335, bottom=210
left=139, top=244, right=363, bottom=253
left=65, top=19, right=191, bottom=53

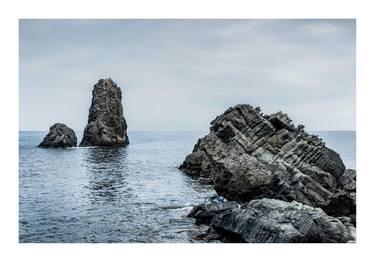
left=80, top=78, right=129, bottom=147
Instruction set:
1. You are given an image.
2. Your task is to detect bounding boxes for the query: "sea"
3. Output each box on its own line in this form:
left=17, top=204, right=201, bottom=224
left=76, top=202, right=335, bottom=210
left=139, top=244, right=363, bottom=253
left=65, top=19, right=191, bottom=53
left=19, top=130, right=356, bottom=243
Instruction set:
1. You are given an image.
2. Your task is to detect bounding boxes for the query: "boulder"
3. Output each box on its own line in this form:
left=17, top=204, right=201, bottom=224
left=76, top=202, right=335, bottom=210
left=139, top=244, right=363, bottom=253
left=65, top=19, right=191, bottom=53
left=38, top=123, right=77, bottom=148
left=206, top=198, right=355, bottom=243
left=188, top=201, right=239, bottom=224
left=80, top=78, right=129, bottom=147
left=180, top=104, right=355, bottom=219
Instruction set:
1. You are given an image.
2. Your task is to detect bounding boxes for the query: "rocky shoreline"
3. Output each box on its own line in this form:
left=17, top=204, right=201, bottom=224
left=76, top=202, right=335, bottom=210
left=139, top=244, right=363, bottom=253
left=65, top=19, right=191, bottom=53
left=180, top=104, right=356, bottom=243
left=36, top=79, right=356, bottom=243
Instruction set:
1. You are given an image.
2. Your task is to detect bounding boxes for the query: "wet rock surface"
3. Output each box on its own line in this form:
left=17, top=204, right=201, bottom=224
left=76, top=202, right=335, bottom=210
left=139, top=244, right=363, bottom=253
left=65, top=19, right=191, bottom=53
left=188, top=201, right=239, bottom=224
left=80, top=78, right=129, bottom=147
left=181, top=104, right=356, bottom=242
left=38, top=123, right=77, bottom=148
left=190, top=198, right=355, bottom=243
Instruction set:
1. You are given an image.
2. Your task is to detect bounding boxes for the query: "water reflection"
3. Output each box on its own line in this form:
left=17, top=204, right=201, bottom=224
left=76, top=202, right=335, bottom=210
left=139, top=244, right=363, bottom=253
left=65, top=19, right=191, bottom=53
left=20, top=131, right=355, bottom=242
left=84, top=147, right=129, bottom=203
left=20, top=132, right=220, bottom=242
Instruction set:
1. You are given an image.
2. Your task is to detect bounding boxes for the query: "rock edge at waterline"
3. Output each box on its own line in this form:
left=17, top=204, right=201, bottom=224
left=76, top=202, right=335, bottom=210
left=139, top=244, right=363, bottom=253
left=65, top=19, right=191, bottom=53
left=80, top=78, right=129, bottom=147
left=180, top=104, right=356, bottom=242
left=38, top=123, right=77, bottom=148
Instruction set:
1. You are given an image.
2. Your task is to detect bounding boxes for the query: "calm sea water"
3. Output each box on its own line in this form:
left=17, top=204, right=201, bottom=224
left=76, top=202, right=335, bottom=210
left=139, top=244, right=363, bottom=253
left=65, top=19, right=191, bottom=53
left=19, top=130, right=356, bottom=243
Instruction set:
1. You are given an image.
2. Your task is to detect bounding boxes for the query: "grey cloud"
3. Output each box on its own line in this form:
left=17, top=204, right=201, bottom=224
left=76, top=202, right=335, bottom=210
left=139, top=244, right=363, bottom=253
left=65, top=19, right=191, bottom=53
left=19, top=19, right=355, bottom=131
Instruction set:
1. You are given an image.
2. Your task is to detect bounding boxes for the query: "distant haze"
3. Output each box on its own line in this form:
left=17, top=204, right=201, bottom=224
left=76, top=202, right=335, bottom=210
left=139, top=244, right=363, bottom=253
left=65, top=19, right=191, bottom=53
left=19, top=19, right=356, bottom=131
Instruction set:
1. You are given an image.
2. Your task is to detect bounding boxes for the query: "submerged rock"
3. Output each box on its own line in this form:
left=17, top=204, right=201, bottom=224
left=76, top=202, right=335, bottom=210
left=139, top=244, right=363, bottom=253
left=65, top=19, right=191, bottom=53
left=180, top=105, right=355, bottom=220
left=80, top=78, right=129, bottom=147
left=205, top=198, right=355, bottom=243
left=39, top=123, right=77, bottom=148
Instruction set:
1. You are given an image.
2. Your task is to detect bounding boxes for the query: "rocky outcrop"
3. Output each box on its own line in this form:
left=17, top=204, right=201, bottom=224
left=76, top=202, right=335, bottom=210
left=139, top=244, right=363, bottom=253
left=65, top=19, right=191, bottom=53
left=181, top=104, right=356, bottom=242
left=180, top=104, right=355, bottom=219
left=325, top=169, right=356, bottom=224
left=39, top=123, right=77, bottom=148
left=80, top=78, right=129, bottom=147
left=339, top=169, right=356, bottom=191
left=189, top=198, right=355, bottom=243
left=188, top=201, right=239, bottom=224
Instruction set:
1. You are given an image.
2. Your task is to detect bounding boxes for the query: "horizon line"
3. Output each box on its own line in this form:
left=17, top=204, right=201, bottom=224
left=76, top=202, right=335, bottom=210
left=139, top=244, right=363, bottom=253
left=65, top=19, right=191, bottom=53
left=19, top=129, right=357, bottom=132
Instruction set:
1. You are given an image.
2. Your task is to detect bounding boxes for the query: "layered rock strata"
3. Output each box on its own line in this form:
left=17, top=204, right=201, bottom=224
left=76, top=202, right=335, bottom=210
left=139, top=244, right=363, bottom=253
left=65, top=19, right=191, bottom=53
left=189, top=198, right=355, bottom=243
left=180, top=104, right=356, bottom=242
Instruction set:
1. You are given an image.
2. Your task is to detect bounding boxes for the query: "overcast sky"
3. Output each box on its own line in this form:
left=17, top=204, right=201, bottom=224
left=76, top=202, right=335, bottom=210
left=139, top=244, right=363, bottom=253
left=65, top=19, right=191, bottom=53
left=19, top=19, right=355, bottom=131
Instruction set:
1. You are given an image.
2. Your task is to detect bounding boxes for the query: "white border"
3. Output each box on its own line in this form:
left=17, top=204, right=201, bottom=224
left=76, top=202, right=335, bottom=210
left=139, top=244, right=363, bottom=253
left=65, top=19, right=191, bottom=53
left=1, top=0, right=374, bottom=261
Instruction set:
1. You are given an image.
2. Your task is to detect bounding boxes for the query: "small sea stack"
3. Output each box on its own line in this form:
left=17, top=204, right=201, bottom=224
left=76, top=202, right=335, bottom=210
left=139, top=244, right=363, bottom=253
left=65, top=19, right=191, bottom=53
left=39, top=123, right=77, bottom=148
left=80, top=78, right=129, bottom=147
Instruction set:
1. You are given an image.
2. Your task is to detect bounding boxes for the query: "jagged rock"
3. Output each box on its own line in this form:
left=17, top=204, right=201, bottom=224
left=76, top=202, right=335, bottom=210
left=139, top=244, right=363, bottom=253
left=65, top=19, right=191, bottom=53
left=180, top=104, right=355, bottom=219
left=208, top=198, right=355, bottom=243
left=80, top=78, right=129, bottom=147
left=188, top=201, right=239, bottom=224
left=337, top=216, right=356, bottom=242
left=38, top=123, right=77, bottom=148
left=324, top=169, right=356, bottom=224
left=339, top=169, right=356, bottom=191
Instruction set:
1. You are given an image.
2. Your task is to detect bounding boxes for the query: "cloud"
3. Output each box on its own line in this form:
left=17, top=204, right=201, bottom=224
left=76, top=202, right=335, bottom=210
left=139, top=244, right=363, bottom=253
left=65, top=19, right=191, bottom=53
left=19, top=19, right=356, bottom=131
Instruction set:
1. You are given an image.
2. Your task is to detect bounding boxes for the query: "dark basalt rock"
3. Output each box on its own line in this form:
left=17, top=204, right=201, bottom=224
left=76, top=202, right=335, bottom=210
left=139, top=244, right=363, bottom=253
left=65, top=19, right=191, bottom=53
left=180, top=104, right=355, bottom=220
left=39, top=123, right=77, bottom=148
left=325, top=169, right=356, bottom=224
left=339, top=169, right=356, bottom=191
left=80, top=78, right=129, bottom=147
left=188, top=201, right=239, bottom=224
left=206, top=198, right=355, bottom=243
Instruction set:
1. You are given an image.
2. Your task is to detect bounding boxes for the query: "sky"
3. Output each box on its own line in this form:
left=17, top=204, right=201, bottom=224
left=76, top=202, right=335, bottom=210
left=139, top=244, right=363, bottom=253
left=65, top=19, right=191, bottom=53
left=19, top=19, right=356, bottom=131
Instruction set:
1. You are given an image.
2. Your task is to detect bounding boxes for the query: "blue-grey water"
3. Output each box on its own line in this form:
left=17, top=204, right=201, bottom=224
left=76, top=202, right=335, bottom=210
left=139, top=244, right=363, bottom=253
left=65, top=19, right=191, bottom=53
left=19, top=130, right=356, bottom=243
